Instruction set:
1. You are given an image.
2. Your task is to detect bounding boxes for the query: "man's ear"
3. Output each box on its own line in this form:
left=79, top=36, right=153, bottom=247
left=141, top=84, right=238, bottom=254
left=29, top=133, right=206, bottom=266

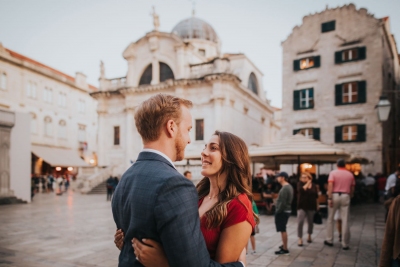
left=165, top=119, right=176, bottom=138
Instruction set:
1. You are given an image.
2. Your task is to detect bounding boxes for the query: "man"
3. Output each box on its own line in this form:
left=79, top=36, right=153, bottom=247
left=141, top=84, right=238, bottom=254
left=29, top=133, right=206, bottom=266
left=385, top=167, right=400, bottom=198
left=183, top=170, right=192, bottom=180
left=112, top=94, right=243, bottom=267
left=324, top=159, right=355, bottom=250
left=274, top=171, right=293, bottom=255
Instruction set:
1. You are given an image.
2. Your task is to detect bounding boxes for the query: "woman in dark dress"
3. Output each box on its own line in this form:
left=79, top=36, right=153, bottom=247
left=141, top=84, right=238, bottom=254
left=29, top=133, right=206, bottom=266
left=297, top=172, right=319, bottom=246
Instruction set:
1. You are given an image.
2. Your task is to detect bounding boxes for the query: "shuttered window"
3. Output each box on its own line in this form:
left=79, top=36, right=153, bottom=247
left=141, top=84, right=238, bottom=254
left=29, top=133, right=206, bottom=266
left=335, top=81, right=366, bottom=105
left=322, top=21, right=335, bottom=33
left=334, top=124, right=366, bottom=143
left=293, top=56, right=321, bottom=71
left=335, top=47, right=366, bottom=64
left=293, top=127, right=320, bottom=140
left=195, top=119, right=204, bottom=141
left=293, top=88, right=314, bottom=110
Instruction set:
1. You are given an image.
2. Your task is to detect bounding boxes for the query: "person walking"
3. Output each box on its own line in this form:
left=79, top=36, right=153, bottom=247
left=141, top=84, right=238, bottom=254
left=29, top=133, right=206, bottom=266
left=106, top=176, right=114, bottom=201
left=297, top=172, right=318, bottom=246
left=385, top=167, right=400, bottom=198
left=247, top=200, right=259, bottom=255
left=274, top=172, right=293, bottom=255
left=324, top=159, right=355, bottom=250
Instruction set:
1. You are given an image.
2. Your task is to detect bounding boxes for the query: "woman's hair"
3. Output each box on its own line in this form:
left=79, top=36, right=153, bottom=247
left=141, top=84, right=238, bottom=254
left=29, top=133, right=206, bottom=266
left=301, top=172, right=312, bottom=181
left=196, top=131, right=259, bottom=229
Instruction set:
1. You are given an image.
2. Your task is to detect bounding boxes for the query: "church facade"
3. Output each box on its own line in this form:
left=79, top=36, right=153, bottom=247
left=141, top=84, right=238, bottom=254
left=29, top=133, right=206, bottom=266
left=91, top=14, right=279, bottom=177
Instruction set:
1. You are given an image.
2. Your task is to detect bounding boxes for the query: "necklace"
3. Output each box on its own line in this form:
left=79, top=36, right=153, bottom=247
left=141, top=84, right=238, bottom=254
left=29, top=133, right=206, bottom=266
left=208, top=194, right=218, bottom=199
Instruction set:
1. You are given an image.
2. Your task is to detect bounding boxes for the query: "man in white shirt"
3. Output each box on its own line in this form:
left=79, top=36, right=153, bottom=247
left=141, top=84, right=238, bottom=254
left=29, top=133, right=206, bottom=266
left=385, top=167, right=400, bottom=198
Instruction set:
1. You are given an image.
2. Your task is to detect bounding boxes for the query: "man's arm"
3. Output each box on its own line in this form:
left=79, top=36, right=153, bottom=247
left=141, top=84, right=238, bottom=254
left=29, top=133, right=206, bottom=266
left=154, top=176, right=242, bottom=267
left=327, top=182, right=333, bottom=207
left=275, top=188, right=286, bottom=213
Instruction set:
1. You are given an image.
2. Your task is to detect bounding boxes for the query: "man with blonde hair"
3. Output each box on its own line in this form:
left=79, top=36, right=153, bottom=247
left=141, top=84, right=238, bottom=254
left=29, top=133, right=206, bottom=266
left=112, top=94, right=243, bottom=267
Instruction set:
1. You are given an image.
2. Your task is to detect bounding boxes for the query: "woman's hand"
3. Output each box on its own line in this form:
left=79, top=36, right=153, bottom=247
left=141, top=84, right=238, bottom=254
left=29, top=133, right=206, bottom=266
left=114, top=229, right=124, bottom=250
left=132, top=238, right=169, bottom=267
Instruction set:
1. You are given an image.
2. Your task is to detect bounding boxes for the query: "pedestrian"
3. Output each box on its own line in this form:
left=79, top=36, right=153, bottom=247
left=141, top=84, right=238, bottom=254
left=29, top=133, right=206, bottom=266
left=379, top=182, right=400, bottom=267
left=113, top=176, right=119, bottom=193
left=106, top=175, right=114, bottom=201
left=56, top=175, right=63, bottom=195
left=262, top=182, right=275, bottom=215
left=47, top=173, right=54, bottom=192
left=297, top=172, right=318, bottom=246
left=247, top=199, right=259, bottom=255
left=385, top=167, right=400, bottom=199
left=274, top=171, right=293, bottom=255
left=324, top=159, right=355, bottom=250
left=64, top=175, right=70, bottom=191
left=183, top=170, right=192, bottom=180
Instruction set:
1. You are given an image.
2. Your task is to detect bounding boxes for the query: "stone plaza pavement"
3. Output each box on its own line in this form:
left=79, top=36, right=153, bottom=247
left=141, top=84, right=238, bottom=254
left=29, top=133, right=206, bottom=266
left=0, top=191, right=386, bottom=267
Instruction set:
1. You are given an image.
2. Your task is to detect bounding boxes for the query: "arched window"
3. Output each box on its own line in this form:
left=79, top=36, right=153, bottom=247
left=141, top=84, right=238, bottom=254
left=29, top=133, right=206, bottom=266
left=58, top=120, right=67, bottom=139
left=0, top=72, right=7, bottom=90
left=44, top=116, right=52, bottom=136
left=160, top=62, right=174, bottom=82
left=30, top=113, right=37, bottom=134
left=247, top=73, right=259, bottom=95
left=139, top=64, right=152, bottom=85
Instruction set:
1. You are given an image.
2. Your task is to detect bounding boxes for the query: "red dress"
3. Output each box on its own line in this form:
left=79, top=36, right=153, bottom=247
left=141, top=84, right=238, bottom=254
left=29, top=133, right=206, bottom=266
left=198, top=193, right=256, bottom=259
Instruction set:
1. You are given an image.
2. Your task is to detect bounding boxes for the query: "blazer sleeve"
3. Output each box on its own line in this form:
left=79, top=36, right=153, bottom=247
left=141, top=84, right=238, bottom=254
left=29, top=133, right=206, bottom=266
left=154, top=175, right=242, bottom=267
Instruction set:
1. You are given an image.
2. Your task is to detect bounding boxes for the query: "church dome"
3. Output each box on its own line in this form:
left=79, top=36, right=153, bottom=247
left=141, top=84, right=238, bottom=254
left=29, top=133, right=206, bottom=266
left=172, top=17, right=219, bottom=43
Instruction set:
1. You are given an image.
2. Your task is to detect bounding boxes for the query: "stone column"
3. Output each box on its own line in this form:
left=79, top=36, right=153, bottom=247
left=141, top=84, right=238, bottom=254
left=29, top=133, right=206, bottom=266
left=151, top=57, right=160, bottom=85
left=125, top=107, right=135, bottom=170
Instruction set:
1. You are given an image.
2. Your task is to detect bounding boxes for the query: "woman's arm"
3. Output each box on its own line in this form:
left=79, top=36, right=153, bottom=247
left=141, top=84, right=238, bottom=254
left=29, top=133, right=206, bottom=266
left=215, top=221, right=252, bottom=263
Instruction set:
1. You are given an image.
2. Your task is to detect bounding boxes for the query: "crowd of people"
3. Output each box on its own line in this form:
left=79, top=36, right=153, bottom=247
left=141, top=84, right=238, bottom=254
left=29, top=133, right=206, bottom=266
left=30, top=173, right=73, bottom=199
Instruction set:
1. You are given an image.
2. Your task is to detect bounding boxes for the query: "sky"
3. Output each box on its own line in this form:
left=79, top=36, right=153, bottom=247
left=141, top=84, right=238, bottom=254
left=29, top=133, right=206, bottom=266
left=1, top=0, right=399, bottom=108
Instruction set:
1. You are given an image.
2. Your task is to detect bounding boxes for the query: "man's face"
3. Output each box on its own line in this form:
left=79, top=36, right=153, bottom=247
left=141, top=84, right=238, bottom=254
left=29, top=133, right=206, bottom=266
left=174, top=106, right=192, bottom=161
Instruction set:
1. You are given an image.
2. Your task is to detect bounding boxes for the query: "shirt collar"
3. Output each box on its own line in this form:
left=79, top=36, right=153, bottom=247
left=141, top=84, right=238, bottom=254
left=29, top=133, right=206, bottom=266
left=142, top=148, right=176, bottom=169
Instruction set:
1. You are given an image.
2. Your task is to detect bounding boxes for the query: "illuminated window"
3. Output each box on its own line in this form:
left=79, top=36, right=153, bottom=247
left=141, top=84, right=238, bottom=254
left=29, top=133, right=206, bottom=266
left=294, top=56, right=320, bottom=71
left=342, top=125, right=357, bottom=141
left=300, top=58, right=315, bottom=70
left=342, top=82, right=358, bottom=103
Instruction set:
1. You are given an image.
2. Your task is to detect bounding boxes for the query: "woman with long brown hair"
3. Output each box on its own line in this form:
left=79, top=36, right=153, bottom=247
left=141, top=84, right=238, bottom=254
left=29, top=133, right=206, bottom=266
left=115, top=131, right=258, bottom=266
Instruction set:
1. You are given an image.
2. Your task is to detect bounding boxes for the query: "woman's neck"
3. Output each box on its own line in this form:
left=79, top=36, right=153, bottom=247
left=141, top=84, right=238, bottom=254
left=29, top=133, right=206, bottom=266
left=208, top=172, right=227, bottom=198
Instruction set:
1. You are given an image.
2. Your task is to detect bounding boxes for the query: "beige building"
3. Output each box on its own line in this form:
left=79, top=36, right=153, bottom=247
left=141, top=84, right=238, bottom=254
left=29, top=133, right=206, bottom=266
left=0, top=43, right=99, bottom=178
left=281, top=4, right=400, bottom=175
left=91, top=14, right=280, bottom=178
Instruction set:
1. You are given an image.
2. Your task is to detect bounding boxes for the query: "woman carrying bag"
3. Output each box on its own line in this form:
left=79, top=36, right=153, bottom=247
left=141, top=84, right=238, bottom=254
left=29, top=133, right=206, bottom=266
left=297, top=172, right=319, bottom=246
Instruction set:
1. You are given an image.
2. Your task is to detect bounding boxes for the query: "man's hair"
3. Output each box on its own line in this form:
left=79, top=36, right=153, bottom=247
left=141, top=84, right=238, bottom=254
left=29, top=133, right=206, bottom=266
left=134, top=94, right=192, bottom=143
left=337, top=159, right=346, bottom=168
left=183, top=171, right=191, bottom=176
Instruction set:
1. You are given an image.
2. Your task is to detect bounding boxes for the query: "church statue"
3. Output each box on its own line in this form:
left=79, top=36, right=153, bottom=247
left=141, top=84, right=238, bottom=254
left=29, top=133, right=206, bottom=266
left=100, top=60, right=105, bottom=79
left=150, top=6, right=160, bottom=31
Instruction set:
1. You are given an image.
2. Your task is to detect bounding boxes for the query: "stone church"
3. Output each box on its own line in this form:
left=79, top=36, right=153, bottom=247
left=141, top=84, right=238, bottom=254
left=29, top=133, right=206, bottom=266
left=91, top=12, right=279, bottom=177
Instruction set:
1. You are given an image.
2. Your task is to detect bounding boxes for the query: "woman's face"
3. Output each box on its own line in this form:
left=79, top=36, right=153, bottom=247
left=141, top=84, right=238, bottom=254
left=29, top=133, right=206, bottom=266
left=300, top=175, right=309, bottom=183
left=201, top=135, right=223, bottom=178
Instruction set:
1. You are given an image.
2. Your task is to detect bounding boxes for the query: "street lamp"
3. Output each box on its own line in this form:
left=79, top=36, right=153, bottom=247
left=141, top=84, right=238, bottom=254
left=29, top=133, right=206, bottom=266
left=375, top=95, right=391, bottom=122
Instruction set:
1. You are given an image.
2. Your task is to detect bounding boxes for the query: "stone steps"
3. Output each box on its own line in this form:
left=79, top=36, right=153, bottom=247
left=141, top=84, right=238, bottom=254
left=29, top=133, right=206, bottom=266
left=0, top=196, right=27, bottom=205
left=87, top=180, right=107, bottom=194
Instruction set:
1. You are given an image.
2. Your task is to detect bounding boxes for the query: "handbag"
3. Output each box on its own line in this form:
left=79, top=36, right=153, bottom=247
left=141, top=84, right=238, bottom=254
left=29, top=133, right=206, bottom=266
left=313, top=211, right=323, bottom=225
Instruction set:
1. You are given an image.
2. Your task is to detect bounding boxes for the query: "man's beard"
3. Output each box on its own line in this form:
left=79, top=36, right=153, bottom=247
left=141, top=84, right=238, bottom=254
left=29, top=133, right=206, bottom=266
left=175, top=130, right=186, bottom=161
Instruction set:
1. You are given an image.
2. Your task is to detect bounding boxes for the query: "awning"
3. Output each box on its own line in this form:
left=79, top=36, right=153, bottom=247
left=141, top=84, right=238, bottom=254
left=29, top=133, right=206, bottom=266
left=32, top=145, right=89, bottom=167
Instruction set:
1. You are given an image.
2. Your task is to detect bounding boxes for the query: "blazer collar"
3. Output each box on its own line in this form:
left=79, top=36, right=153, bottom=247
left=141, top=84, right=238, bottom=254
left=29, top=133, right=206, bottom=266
left=136, top=151, right=176, bottom=170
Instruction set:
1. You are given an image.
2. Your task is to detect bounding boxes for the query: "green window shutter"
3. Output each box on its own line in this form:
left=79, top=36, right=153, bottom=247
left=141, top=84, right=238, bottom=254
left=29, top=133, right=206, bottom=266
left=293, top=90, right=300, bottom=110
left=293, top=60, right=300, bottom=71
left=335, top=51, right=342, bottom=64
left=358, top=81, right=366, bottom=103
left=335, top=84, right=342, bottom=105
left=314, top=56, right=321, bottom=68
left=293, top=129, right=300, bottom=135
left=335, top=126, right=342, bottom=143
left=358, top=47, right=366, bottom=60
left=309, top=88, right=314, bottom=108
left=357, top=124, right=366, bottom=142
left=313, top=128, right=320, bottom=140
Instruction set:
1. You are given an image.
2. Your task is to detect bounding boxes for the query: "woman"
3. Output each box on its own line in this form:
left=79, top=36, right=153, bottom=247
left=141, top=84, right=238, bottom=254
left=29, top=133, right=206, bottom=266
left=296, top=172, right=318, bottom=246
left=115, top=131, right=257, bottom=266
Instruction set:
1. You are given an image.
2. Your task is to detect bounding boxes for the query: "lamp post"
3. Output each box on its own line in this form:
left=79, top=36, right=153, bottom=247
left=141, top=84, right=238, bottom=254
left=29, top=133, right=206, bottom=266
left=375, top=95, right=391, bottom=122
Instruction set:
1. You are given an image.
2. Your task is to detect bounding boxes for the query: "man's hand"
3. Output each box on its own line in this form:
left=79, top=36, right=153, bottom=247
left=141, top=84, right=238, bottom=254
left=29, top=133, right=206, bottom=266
left=114, top=229, right=124, bottom=250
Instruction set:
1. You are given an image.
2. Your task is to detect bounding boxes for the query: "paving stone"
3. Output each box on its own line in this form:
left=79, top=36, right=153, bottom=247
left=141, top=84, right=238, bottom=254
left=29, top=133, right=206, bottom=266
left=0, top=192, right=386, bottom=266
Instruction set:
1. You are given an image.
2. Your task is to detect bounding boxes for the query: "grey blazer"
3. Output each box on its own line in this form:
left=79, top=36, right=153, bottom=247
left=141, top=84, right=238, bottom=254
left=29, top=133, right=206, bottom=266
left=112, top=151, right=242, bottom=267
